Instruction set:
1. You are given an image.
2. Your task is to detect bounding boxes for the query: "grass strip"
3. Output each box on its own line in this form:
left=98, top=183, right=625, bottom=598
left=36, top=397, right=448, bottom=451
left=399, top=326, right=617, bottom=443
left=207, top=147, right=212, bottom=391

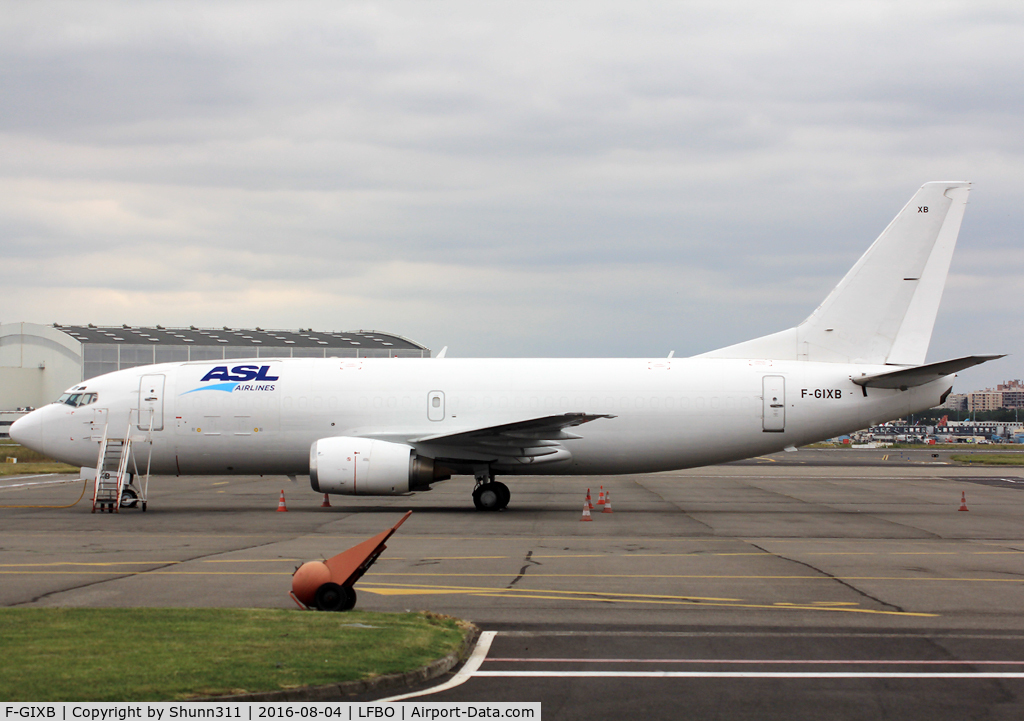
left=950, top=454, right=1024, bottom=466
left=0, top=443, right=79, bottom=475
left=0, top=608, right=469, bottom=701
left=0, top=462, right=79, bottom=476
left=0, top=444, right=58, bottom=463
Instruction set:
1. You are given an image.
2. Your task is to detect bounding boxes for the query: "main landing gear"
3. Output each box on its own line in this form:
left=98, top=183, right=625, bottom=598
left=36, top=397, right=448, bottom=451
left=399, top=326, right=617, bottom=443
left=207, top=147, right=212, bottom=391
left=472, top=468, right=509, bottom=512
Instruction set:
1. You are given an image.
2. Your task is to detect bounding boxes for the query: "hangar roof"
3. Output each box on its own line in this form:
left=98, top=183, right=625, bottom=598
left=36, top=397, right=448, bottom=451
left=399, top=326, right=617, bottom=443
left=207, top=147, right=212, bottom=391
left=53, top=325, right=427, bottom=351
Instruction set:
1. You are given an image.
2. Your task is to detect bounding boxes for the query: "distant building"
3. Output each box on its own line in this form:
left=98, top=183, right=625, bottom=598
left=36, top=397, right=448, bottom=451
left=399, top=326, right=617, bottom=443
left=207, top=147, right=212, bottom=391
left=1003, top=391, right=1024, bottom=408
left=854, top=420, right=1024, bottom=444
left=997, top=380, right=1024, bottom=409
left=932, top=380, right=1024, bottom=414
left=968, top=391, right=1005, bottom=413
left=938, top=393, right=968, bottom=411
left=0, top=322, right=430, bottom=413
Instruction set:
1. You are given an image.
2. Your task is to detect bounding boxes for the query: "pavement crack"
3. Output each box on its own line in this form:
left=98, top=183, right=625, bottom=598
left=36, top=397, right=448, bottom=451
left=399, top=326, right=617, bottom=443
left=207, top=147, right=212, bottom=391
left=747, top=541, right=907, bottom=613
left=16, top=537, right=288, bottom=607
left=629, top=477, right=715, bottom=533
left=507, top=550, right=540, bottom=588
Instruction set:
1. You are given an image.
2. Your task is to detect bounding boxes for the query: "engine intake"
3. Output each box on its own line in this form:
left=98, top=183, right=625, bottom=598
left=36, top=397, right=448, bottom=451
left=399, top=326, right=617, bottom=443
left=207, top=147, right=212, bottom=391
left=309, top=436, right=444, bottom=495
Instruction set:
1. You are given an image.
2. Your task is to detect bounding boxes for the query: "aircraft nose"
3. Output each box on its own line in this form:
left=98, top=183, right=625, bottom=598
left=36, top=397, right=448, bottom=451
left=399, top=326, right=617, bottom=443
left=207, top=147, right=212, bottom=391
left=9, top=411, right=43, bottom=451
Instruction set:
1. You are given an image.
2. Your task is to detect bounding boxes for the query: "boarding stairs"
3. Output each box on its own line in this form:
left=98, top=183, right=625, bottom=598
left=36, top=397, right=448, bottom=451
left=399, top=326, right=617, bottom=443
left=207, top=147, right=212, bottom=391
left=91, top=412, right=154, bottom=513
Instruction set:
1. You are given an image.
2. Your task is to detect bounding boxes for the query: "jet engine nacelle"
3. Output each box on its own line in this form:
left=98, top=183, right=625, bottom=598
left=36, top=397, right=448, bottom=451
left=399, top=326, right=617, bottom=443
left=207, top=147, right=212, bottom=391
left=309, top=436, right=441, bottom=495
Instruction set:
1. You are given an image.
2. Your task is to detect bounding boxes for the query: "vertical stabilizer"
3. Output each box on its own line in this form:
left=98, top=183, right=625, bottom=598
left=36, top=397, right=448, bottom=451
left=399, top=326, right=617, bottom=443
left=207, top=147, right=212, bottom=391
left=699, top=181, right=970, bottom=365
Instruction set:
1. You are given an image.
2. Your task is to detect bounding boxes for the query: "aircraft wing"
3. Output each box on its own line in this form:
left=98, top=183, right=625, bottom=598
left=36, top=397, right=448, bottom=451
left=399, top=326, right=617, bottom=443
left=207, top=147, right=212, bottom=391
left=852, top=354, right=1004, bottom=389
left=410, top=413, right=615, bottom=463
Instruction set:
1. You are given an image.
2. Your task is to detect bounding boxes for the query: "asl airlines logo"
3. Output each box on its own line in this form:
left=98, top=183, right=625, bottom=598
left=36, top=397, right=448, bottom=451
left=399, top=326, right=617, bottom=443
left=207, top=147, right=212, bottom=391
left=182, top=365, right=280, bottom=394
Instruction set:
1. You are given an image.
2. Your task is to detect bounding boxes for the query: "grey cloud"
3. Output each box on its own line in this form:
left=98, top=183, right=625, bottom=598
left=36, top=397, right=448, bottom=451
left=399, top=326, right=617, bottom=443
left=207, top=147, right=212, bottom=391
left=1, top=0, right=1021, bottom=387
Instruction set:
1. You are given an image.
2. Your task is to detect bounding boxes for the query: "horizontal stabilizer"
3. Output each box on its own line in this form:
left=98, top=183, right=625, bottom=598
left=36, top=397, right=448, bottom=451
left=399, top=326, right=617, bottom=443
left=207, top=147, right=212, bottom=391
left=852, top=355, right=1004, bottom=389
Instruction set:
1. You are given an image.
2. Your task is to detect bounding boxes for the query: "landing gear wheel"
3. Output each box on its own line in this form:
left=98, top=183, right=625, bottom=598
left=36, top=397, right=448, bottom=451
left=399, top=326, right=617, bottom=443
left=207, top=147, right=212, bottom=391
left=315, top=582, right=345, bottom=612
left=473, top=483, right=502, bottom=512
left=494, top=481, right=510, bottom=509
left=120, top=489, right=138, bottom=508
left=341, top=587, right=357, bottom=611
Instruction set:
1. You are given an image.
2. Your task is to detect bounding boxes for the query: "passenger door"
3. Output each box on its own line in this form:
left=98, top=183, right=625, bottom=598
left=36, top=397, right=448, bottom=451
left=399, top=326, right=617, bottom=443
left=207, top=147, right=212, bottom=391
left=138, top=374, right=165, bottom=431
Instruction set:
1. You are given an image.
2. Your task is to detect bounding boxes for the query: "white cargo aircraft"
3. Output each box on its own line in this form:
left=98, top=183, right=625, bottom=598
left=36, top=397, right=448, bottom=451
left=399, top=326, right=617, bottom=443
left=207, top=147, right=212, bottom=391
left=11, top=182, right=1001, bottom=510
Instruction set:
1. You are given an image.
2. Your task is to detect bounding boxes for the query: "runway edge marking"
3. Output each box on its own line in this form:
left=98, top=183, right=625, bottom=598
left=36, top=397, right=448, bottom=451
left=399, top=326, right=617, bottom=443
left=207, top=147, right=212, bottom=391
left=379, top=630, right=497, bottom=702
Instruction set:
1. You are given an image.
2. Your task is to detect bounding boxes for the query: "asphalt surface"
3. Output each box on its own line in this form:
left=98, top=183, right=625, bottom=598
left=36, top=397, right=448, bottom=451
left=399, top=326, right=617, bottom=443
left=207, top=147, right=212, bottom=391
left=3, top=447, right=1024, bottom=719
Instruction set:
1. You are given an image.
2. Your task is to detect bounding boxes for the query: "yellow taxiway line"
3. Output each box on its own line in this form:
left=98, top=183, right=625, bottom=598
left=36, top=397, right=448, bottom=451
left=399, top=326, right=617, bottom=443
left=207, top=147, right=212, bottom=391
left=356, top=581, right=937, bottom=617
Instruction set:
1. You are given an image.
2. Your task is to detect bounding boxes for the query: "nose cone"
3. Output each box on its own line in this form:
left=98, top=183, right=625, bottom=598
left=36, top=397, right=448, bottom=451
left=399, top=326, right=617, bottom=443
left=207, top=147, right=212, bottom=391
left=9, top=411, right=43, bottom=452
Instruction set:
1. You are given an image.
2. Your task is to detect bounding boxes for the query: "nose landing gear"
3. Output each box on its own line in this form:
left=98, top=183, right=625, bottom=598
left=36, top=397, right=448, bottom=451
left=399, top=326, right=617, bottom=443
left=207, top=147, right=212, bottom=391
left=120, top=488, right=139, bottom=508
left=472, top=468, right=510, bottom=511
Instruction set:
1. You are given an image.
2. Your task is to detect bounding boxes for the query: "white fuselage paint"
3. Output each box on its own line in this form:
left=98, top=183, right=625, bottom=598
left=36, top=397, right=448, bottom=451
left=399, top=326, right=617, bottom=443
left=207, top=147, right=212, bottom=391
left=19, top=356, right=951, bottom=479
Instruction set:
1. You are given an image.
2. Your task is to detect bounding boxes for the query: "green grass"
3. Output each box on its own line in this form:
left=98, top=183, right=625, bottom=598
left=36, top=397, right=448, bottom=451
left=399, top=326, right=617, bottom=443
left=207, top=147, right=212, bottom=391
left=0, top=443, right=79, bottom=475
left=950, top=454, right=1024, bottom=466
left=0, top=462, right=80, bottom=476
left=0, top=608, right=470, bottom=701
left=889, top=443, right=1022, bottom=450
left=0, top=444, right=54, bottom=462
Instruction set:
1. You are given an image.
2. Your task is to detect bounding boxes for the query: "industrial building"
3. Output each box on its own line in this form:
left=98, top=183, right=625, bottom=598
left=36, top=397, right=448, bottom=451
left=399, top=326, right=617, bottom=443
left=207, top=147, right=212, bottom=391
left=0, top=322, right=431, bottom=425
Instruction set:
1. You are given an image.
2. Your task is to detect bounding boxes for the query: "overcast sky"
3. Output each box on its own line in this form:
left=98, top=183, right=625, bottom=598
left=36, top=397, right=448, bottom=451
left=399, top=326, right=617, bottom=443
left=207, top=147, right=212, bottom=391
left=2, top=1, right=1021, bottom=391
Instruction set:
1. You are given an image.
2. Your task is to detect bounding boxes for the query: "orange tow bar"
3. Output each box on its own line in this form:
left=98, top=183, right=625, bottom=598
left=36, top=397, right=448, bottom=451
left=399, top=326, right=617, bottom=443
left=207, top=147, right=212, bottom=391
left=290, top=510, right=412, bottom=612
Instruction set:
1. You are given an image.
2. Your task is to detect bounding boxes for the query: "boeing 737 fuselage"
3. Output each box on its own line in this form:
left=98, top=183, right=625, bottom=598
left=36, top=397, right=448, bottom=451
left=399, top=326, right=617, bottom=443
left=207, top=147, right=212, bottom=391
left=10, top=182, right=1001, bottom=510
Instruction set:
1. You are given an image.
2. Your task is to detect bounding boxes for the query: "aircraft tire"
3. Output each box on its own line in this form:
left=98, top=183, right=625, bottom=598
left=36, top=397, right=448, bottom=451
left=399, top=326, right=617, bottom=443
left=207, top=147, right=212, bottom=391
left=473, top=484, right=502, bottom=512
left=341, top=587, right=357, bottom=611
left=494, top=481, right=510, bottom=509
left=121, top=489, right=138, bottom=508
left=315, top=582, right=346, bottom=612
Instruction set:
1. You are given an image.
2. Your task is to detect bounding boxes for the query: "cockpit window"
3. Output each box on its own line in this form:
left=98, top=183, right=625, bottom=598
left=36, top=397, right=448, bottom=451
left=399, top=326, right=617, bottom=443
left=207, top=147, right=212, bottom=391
left=55, top=393, right=98, bottom=407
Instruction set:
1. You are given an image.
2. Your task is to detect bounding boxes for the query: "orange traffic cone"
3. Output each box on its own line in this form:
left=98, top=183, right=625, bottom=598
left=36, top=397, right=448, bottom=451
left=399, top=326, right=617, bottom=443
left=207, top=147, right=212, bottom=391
left=277, top=490, right=288, bottom=512
left=596, top=486, right=605, bottom=506
left=580, top=498, right=593, bottom=521
left=320, top=493, right=332, bottom=508
left=586, top=488, right=594, bottom=510
left=602, top=490, right=613, bottom=513
left=958, top=491, right=969, bottom=512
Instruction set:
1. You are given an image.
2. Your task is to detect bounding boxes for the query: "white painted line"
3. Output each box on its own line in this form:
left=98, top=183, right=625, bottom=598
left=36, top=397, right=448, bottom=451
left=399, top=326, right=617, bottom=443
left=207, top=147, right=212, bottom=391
left=0, top=475, right=62, bottom=483
left=380, top=630, right=497, bottom=701
left=498, top=630, right=1024, bottom=640
left=0, top=476, right=80, bottom=489
left=486, top=658, right=1024, bottom=666
left=474, top=670, right=1024, bottom=679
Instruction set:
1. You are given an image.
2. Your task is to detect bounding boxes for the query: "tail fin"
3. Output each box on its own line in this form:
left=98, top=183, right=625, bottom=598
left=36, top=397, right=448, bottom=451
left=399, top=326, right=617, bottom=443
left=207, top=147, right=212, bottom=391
left=699, top=181, right=971, bottom=365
